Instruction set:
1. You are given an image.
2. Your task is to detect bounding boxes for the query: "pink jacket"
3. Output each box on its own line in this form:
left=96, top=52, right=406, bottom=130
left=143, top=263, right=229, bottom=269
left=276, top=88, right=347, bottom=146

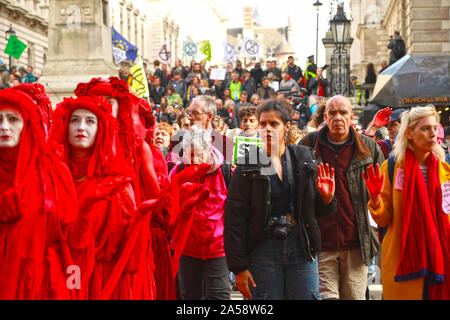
left=169, top=147, right=230, bottom=261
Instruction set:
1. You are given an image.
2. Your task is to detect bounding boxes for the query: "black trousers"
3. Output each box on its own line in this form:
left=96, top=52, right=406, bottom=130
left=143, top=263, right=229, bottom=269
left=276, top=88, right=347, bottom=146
left=177, top=255, right=230, bottom=300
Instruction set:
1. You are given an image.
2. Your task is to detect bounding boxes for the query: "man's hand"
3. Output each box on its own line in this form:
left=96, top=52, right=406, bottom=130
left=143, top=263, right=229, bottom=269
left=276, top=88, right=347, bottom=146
left=362, top=163, right=384, bottom=208
left=235, top=270, right=256, bottom=299
left=316, top=163, right=335, bottom=205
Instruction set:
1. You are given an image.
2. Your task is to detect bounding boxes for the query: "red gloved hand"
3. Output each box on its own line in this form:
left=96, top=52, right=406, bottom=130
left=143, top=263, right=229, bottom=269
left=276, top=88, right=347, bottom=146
left=181, top=189, right=210, bottom=213
left=178, top=182, right=210, bottom=214
left=362, top=164, right=384, bottom=208
left=373, top=108, right=393, bottom=128
left=79, top=176, right=130, bottom=209
left=173, top=163, right=211, bottom=185
left=316, top=163, right=335, bottom=205
left=139, top=192, right=172, bottom=216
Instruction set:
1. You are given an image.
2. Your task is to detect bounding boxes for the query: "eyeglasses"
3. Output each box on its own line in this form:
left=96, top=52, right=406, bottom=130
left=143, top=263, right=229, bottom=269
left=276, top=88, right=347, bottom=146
left=187, top=111, right=207, bottom=117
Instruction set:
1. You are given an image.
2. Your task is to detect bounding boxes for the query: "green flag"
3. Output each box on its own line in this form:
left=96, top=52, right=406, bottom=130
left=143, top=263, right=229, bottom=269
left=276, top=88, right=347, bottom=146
left=199, top=40, right=211, bottom=62
left=4, top=35, right=27, bottom=59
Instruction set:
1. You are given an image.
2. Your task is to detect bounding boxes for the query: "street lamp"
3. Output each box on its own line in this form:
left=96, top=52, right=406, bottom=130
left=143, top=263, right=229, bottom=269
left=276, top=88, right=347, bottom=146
left=329, top=4, right=353, bottom=97
left=330, top=4, right=351, bottom=44
left=313, top=0, right=323, bottom=67
left=5, top=24, right=16, bottom=72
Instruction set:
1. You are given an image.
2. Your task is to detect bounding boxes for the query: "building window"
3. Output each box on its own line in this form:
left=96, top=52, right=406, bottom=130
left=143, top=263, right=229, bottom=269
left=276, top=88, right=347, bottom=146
left=27, top=46, right=34, bottom=69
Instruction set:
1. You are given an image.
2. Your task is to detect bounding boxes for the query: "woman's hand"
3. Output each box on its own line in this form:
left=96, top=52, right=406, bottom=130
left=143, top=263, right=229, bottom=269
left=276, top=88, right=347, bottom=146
left=235, top=270, right=256, bottom=300
left=316, top=163, right=335, bottom=205
left=362, top=163, right=384, bottom=208
left=179, top=182, right=210, bottom=214
left=139, top=192, right=172, bottom=216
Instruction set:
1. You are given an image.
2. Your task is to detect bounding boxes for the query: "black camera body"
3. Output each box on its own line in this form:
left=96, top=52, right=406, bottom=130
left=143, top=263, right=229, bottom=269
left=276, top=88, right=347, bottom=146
left=267, top=215, right=293, bottom=241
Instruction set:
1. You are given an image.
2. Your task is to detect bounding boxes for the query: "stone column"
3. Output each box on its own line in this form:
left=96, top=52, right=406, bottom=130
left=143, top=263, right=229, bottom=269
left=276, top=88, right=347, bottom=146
left=39, top=0, right=118, bottom=105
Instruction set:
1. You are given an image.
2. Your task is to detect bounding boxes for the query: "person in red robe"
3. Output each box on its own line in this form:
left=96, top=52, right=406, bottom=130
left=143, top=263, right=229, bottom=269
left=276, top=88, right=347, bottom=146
left=73, top=78, right=174, bottom=299
left=0, top=88, right=78, bottom=299
left=50, top=95, right=155, bottom=300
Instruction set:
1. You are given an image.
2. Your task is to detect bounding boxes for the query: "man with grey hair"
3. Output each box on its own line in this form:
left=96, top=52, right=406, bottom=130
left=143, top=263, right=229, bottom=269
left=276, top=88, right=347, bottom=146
left=170, top=95, right=234, bottom=163
left=300, top=95, right=384, bottom=300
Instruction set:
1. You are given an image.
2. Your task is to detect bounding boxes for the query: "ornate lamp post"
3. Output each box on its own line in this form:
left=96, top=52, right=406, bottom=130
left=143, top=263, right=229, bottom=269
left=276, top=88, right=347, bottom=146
left=329, top=4, right=352, bottom=96
left=5, top=24, right=16, bottom=71
left=313, top=0, right=323, bottom=67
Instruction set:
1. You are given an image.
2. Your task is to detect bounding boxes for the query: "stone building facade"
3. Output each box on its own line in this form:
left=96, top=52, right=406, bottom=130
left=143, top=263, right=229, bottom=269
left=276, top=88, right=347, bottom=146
left=349, top=0, right=450, bottom=82
left=0, top=0, right=49, bottom=77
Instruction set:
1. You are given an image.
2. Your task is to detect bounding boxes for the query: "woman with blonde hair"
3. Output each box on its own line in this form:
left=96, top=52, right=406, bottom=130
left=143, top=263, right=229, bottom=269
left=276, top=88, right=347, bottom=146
left=363, top=105, right=450, bottom=300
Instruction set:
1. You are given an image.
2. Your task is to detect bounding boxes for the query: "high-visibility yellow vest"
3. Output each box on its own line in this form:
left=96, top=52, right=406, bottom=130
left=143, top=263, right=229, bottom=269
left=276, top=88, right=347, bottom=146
left=355, top=82, right=362, bottom=104
left=305, top=62, right=317, bottom=81
left=230, top=81, right=242, bottom=101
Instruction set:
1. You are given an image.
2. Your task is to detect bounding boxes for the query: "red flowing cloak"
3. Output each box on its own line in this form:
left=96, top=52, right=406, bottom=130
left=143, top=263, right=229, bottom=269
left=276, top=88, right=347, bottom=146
left=0, top=89, right=78, bottom=300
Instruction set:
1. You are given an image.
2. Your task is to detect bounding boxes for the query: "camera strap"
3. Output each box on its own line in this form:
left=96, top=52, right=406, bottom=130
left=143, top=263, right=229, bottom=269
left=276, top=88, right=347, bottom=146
left=284, top=147, right=296, bottom=218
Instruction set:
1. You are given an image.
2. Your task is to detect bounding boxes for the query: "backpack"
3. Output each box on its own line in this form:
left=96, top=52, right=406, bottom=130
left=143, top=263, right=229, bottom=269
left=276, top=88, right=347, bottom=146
left=393, top=39, right=406, bottom=59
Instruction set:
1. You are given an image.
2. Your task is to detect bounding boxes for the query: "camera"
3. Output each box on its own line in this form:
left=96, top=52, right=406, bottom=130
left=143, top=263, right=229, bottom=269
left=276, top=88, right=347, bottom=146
left=267, top=215, right=293, bottom=241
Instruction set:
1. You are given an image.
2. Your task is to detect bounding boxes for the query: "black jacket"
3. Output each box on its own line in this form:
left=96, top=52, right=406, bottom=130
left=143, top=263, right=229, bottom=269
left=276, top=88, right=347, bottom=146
left=224, top=145, right=337, bottom=274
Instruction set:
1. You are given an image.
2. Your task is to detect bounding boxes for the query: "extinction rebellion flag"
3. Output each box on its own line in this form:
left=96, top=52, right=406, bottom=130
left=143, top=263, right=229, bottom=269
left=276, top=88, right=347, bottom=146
left=4, top=35, right=27, bottom=60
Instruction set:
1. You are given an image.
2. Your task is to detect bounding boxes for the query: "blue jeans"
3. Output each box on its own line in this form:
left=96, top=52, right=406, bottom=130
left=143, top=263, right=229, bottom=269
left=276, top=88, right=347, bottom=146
left=249, top=225, right=321, bottom=300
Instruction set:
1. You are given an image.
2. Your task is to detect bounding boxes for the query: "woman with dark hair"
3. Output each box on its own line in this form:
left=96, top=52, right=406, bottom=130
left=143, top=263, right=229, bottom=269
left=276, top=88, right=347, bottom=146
left=364, top=63, right=377, bottom=102
left=224, top=100, right=337, bottom=300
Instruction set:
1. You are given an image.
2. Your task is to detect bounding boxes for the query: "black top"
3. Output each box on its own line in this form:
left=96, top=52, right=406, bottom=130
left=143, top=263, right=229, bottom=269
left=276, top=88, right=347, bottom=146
left=269, top=153, right=291, bottom=217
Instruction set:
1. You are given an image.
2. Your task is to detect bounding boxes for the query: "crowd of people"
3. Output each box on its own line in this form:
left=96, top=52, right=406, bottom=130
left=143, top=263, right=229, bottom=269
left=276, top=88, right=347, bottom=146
left=0, top=64, right=38, bottom=89
left=1, top=53, right=450, bottom=301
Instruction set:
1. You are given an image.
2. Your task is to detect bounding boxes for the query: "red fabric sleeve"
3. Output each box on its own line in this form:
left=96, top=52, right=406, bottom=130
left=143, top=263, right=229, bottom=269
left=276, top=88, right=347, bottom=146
left=0, top=188, right=22, bottom=224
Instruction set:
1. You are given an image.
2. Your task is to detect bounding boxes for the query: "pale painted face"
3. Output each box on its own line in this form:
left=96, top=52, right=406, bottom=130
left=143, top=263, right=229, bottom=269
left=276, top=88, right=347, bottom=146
left=103, top=96, right=119, bottom=118
left=68, top=109, right=98, bottom=150
left=0, top=107, right=24, bottom=148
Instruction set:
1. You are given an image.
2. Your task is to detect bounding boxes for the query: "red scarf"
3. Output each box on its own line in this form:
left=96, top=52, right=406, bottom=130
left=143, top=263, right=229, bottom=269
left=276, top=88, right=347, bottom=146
left=396, top=149, right=450, bottom=299
left=68, top=156, right=90, bottom=181
left=318, top=80, right=325, bottom=97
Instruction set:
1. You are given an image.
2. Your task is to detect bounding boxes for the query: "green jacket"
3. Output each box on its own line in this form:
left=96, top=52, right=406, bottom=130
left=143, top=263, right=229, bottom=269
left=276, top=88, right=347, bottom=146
left=300, top=126, right=383, bottom=265
left=166, top=93, right=183, bottom=107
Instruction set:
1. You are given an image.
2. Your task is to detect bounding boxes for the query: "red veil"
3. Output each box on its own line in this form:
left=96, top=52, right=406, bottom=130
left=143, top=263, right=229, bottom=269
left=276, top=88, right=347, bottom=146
left=50, top=96, right=155, bottom=300
left=74, top=77, right=160, bottom=202
left=0, top=88, right=78, bottom=299
left=11, top=83, right=53, bottom=137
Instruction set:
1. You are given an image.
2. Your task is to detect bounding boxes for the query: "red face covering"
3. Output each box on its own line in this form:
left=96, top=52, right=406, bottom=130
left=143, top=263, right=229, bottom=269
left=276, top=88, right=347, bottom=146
left=0, top=88, right=78, bottom=299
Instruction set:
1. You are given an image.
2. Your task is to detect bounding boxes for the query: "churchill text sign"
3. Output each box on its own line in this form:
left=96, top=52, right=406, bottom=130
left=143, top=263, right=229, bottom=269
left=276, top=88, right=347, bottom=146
left=402, top=97, right=450, bottom=105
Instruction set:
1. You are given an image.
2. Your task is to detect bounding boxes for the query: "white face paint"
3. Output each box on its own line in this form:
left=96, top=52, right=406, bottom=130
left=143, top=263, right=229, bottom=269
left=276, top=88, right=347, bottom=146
left=68, top=109, right=98, bottom=150
left=0, top=108, right=24, bottom=148
left=103, top=96, right=119, bottom=118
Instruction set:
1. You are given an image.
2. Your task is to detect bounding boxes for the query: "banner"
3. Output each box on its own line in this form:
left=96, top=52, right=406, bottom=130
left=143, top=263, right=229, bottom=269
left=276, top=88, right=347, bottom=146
left=199, top=40, right=212, bottom=62
left=158, top=43, right=171, bottom=62
left=112, top=47, right=127, bottom=65
left=233, top=136, right=264, bottom=166
left=223, top=42, right=238, bottom=64
left=209, top=68, right=226, bottom=81
left=111, top=27, right=138, bottom=63
left=241, top=37, right=261, bottom=57
left=4, top=35, right=27, bottom=59
left=130, top=57, right=150, bottom=98
left=183, top=41, right=197, bottom=57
